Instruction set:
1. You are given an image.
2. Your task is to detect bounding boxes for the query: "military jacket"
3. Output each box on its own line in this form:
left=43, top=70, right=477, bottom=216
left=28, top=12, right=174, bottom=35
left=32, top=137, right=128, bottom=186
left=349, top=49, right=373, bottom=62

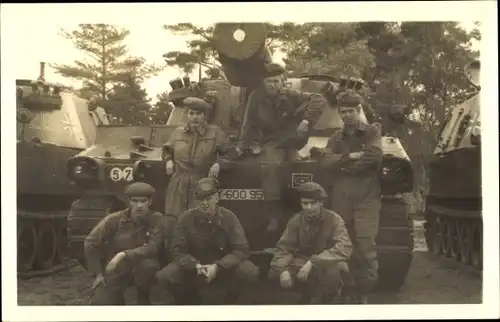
left=270, top=207, right=352, bottom=274
left=84, top=209, right=164, bottom=274
left=170, top=206, right=250, bottom=270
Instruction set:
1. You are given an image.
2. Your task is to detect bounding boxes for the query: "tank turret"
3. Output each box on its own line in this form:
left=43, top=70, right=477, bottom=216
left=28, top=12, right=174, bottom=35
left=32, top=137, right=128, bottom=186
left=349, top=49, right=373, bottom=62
left=16, top=62, right=109, bottom=276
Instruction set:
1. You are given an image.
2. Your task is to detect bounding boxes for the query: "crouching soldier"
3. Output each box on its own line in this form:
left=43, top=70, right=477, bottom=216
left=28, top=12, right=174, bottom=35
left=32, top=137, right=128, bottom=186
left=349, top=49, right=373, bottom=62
left=156, top=177, right=260, bottom=305
left=84, top=182, right=164, bottom=305
left=268, top=182, right=353, bottom=304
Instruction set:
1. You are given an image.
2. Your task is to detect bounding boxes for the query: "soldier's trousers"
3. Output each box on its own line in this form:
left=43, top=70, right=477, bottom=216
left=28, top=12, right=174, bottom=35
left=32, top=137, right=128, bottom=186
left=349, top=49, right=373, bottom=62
left=156, top=260, right=260, bottom=304
left=90, top=258, right=160, bottom=305
left=268, top=258, right=343, bottom=304
left=331, top=190, right=381, bottom=296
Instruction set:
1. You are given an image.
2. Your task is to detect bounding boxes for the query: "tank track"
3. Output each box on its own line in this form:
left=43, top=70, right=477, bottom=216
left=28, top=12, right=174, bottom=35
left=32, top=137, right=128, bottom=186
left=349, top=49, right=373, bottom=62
left=424, top=205, right=483, bottom=271
left=374, top=195, right=414, bottom=292
left=17, top=210, right=69, bottom=277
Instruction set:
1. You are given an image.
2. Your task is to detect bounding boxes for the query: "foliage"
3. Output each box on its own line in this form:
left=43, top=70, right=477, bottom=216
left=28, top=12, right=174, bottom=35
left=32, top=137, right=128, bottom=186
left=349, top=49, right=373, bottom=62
left=102, top=74, right=153, bottom=125
left=149, top=91, right=173, bottom=125
left=50, top=24, right=163, bottom=114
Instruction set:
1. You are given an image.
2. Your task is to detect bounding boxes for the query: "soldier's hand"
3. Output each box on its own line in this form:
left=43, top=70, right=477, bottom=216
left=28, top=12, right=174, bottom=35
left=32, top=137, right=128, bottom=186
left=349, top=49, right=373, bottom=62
left=196, top=263, right=208, bottom=276
left=91, top=273, right=105, bottom=290
left=279, top=270, right=293, bottom=289
left=296, top=120, right=309, bottom=137
left=205, top=264, right=218, bottom=283
left=349, top=152, right=364, bottom=160
left=165, top=160, right=174, bottom=175
left=208, top=163, right=220, bottom=178
left=105, top=252, right=126, bottom=275
left=297, top=260, right=313, bottom=282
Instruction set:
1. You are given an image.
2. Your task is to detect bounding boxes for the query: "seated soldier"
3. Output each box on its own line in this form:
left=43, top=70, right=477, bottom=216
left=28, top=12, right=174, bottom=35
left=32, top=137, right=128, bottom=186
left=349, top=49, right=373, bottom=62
left=268, top=182, right=353, bottom=304
left=156, top=177, right=259, bottom=305
left=84, top=182, right=164, bottom=305
left=239, top=63, right=328, bottom=236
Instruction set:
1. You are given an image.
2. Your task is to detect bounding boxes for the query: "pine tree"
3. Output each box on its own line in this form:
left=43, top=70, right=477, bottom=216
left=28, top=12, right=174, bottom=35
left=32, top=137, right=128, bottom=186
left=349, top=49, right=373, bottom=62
left=50, top=24, right=161, bottom=110
left=104, top=74, right=153, bottom=125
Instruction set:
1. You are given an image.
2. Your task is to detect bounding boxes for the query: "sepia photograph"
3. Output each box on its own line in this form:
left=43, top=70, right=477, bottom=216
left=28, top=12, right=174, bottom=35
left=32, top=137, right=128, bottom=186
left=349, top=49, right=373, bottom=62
left=1, top=1, right=498, bottom=321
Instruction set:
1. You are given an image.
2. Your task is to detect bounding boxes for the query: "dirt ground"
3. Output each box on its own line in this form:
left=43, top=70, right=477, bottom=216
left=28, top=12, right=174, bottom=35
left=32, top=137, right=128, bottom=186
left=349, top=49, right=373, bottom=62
left=17, top=220, right=482, bottom=305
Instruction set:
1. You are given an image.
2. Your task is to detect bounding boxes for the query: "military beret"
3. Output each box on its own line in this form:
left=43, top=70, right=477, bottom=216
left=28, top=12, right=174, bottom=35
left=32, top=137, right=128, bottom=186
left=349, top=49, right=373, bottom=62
left=297, top=182, right=328, bottom=200
left=263, top=62, right=286, bottom=78
left=336, top=90, right=363, bottom=108
left=193, top=177, right=220, bottom=200
left=124, top=182, right=156, bottom=197
left=183, top=97, right=211, bottom=114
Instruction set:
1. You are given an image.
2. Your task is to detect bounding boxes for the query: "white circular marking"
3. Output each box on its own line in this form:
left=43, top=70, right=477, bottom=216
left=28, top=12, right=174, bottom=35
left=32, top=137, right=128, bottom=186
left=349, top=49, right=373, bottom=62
left=122, top=167, right=134, bottom=181
left=110, top=167, right=123, bottom=181
left=233, top=29, right=246, bottom=42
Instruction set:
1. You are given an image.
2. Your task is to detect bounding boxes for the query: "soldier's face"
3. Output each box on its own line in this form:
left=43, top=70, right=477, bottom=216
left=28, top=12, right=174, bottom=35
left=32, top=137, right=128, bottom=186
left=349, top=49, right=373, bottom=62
left=263, top=76, right=283, bottom=96
left=198, top=193, right=219, bottom=214
left=339, top=106, right=360, bottom=125
left=129, top=197, right=151, bottom=218
left=300, top=197, right=322, bottom=216
left=187, top=109, right=205, bottom=126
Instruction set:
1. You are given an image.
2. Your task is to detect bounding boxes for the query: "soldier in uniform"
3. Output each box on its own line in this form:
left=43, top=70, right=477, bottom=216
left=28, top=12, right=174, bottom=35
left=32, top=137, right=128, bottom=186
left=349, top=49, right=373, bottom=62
left=239, top=63, right=328, bottom=234
left=156, top=177, right=259, bottom=305
left=162, top=97, right=239, bottom=219
left=84, top=182, right=164, bottom=305
left=268, top=182, right=352, bottom=304
left=313, top=90, right=383, bottom=304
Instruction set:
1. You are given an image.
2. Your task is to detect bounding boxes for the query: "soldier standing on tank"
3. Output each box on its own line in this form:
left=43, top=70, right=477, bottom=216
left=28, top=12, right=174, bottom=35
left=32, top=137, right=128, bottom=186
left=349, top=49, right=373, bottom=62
left=156, top=177, right=259, bottom=305
left=162, top=97, right=239, bottom=219
left=239, top=63, right=328, bottom=234
left=84, top=182, right=164, bottom=305
left=268, top=182, right=352, bottom=304
left=312, top=90, right=383, bottom=304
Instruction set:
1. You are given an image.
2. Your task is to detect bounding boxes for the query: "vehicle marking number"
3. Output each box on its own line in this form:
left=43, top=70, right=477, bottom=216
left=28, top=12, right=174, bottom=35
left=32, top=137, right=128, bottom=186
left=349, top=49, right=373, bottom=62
left=292, top=173, right=313, bottom=188
left=110, top=167, right=134, bottom=182
left=219, top=189, right=264, bottom=201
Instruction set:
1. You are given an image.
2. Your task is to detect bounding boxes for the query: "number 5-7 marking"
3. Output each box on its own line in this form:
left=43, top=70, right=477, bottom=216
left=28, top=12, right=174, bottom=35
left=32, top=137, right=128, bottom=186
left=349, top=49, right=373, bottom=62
left=110, top=167, right=134, bottom=182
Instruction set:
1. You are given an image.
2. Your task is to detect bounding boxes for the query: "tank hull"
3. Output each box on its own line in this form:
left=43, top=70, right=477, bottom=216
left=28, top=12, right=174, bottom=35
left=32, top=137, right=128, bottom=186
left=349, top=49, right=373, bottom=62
left=424, top=147, right=482, bottom=270
left=17, top=141, right=83, bottom=275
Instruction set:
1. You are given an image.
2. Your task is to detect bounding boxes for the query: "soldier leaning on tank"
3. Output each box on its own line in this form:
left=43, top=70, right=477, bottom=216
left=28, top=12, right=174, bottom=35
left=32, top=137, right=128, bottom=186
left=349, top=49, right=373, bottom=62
left=83, top=182, right=164, bottom=305
left=162, top=97, right=241, bottom=219
left=311, top=90, right=383, bottom=304
left=156, top=177, right=259, bottom=305
left=268, top=182, right=353, bottom=304
left=239, top=63, right=328, bottom=234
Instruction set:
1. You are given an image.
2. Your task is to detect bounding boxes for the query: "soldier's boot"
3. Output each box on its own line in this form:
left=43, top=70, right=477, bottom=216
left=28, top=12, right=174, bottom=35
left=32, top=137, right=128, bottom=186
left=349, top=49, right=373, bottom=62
left=356, top=294, right=369, bottom=304
left=175, top=289, right=202, bottom=305
left=297, top=294, right=311, bottom=304
left=136, top=288, right=151, bottom=305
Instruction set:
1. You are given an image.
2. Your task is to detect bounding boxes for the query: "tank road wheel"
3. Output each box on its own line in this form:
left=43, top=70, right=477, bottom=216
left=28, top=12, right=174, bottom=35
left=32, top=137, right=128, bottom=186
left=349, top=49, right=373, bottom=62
left=431, top=216, right=444, bottom=255
left=34, top=222, right=58, bottom=270
left=458, top=221, right=473, bottom=265
left=444, top=218, right=459, bottom=259
left=56, top=222, right=67, bottom=264
left=17, top=220, right=38, bottom=272
left=470, top=222, right=482, bottom=269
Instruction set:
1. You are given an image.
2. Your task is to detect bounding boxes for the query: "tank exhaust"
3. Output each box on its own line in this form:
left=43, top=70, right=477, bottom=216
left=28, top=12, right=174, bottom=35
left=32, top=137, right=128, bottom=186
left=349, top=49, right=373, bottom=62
left=39, top=62, right=46, bottom=83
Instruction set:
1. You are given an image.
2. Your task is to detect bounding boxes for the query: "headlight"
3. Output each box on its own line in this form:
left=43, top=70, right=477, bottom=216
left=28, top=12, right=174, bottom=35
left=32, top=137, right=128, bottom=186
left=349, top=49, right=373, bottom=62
left=67, top=156, right=102, bottom=183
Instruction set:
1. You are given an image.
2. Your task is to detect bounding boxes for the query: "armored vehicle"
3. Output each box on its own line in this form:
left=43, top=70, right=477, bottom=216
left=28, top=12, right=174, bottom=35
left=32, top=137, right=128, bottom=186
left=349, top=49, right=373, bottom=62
left=424, top=60, right=482, bottom=269
left=17, top=62, right=109, bottom=275
left=66, top=23, right=414, bottom=293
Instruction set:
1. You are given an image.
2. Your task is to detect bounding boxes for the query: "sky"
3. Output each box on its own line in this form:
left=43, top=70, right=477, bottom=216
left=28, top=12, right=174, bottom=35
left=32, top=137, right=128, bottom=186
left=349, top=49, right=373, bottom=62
left=8, top=11, right=479, bottom=105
